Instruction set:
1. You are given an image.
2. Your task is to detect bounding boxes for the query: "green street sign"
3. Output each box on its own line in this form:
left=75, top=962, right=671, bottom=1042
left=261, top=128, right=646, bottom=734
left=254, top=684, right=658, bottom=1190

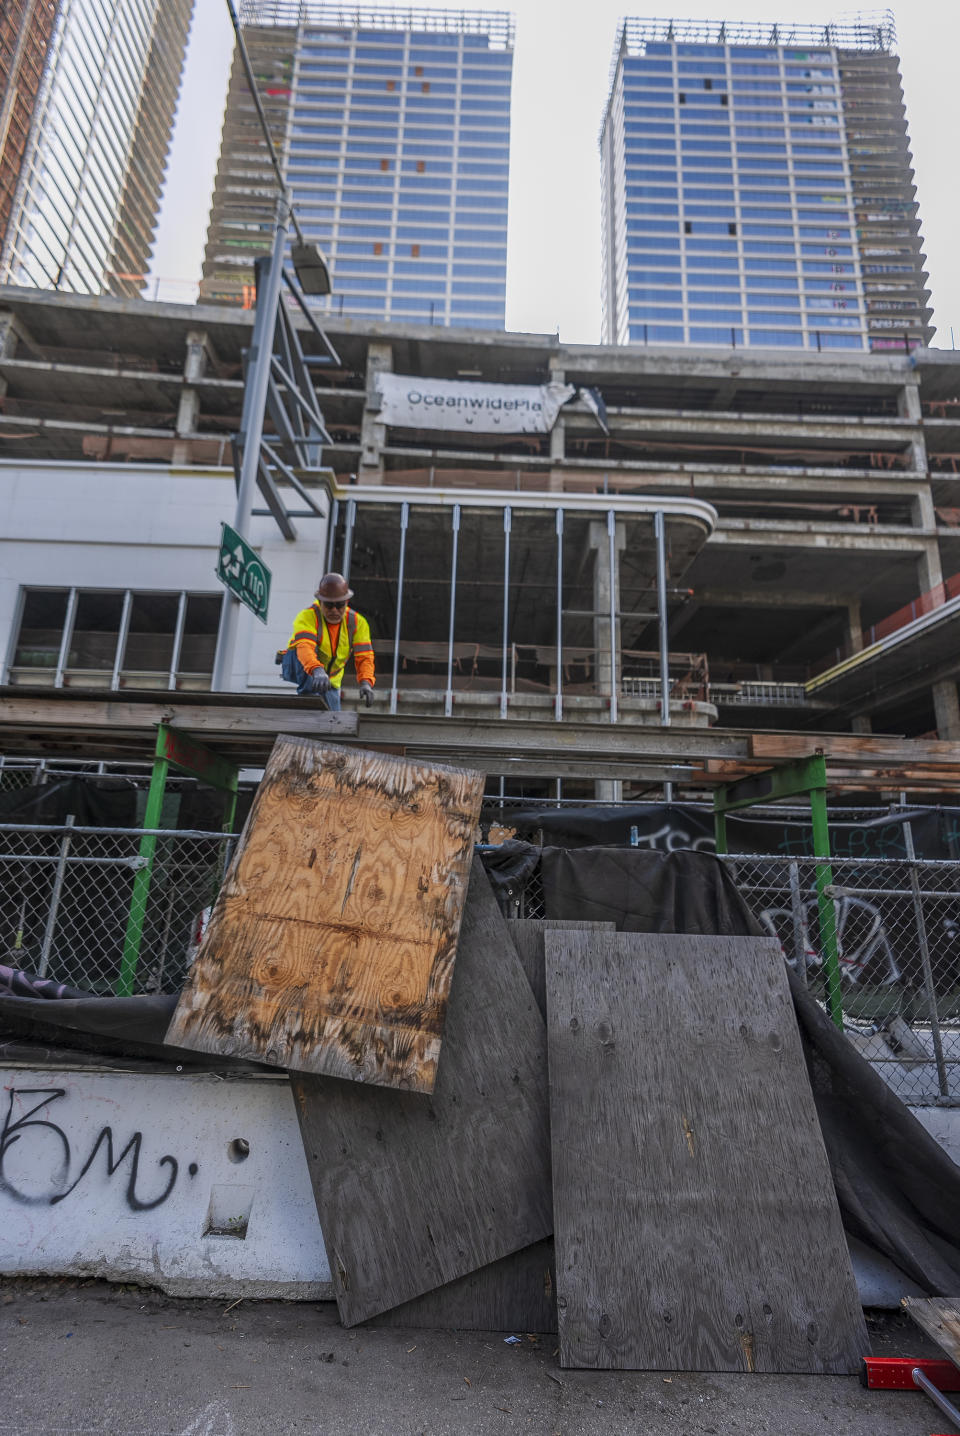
left=216, top=522, right=271, bottom=623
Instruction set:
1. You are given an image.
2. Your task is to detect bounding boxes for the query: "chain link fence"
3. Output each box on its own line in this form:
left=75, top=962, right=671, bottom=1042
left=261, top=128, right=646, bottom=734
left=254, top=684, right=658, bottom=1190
left=0, top=823, right=234, bottom=997
left=722, top=853, right=960, bottom=1106
left=3, top=819, right=958, bottom=1105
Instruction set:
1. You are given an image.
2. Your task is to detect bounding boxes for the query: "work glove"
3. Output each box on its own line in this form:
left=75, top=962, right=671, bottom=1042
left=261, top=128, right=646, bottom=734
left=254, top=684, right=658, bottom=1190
left=304, top=669, right=331, bottom=697
left=359, top=681, right=375, bottom=708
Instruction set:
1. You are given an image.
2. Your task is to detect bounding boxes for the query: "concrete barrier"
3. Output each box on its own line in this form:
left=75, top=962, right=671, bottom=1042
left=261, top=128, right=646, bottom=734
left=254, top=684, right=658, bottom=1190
left=0, top=1066, right=330, bottom=1298
left=2, top=1062, right=957, bottom=1303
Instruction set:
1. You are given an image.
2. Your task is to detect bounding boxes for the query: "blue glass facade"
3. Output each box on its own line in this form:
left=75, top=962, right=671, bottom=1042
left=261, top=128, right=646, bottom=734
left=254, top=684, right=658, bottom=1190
left=601, top=23, right=872, bottom=350
left=288, top=13, right=512, bottom=328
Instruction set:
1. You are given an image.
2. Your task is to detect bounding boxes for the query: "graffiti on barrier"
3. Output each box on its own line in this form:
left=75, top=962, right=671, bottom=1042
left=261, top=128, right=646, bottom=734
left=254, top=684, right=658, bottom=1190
left=0, top=1086, right=195, bottom=1209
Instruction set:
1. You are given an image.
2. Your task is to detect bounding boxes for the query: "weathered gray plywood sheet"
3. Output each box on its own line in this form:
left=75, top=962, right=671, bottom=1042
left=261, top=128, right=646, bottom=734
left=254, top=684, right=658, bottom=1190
left=511, top=920, right=616, bottom=1020
left=903, top=1296, right=960, bottom=1366
left=292, top=857, right=552, bottom=1326
left=545, top=931, right=868, bottom=1373
left=369, top=919, right=613, bottom=1334
left=368, top=1240, right=557, bottom=1333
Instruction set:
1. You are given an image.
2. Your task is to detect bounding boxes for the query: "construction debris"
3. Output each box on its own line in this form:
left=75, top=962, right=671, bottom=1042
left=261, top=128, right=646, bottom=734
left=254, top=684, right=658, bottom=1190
left=10, top=733, right=960, bottom=1379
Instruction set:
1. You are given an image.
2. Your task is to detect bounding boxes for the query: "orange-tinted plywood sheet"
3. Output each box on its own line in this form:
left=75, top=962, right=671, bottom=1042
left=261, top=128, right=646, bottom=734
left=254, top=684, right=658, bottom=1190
left=164, top=735, right=484, bottom=1091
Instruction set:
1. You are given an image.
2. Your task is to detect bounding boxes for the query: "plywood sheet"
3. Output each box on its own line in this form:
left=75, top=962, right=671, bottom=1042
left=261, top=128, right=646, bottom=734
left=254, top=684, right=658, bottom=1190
left=292, top=857, right=553, bottom=1326
left=367, top=1240, right=557, bottom=1333
left=165, top=735, right=485, bottom=1091
left=904, top=1297, right=960, bottom=1366
left=545, top=931, right=868, bottom=1373
left=511, top=920, right=616, bottom=1020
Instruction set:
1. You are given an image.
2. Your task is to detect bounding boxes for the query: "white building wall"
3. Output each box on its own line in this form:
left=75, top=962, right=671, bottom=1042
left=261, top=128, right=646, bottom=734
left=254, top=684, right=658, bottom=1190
left=0, top=460, right=330, bottom=692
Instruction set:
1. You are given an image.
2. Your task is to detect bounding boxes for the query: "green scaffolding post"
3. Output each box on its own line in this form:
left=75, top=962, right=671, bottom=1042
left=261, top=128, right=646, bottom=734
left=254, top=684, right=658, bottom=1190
left=713, top=752, right=843, bottom=1027
left=116, top=725, right=239, bottom=997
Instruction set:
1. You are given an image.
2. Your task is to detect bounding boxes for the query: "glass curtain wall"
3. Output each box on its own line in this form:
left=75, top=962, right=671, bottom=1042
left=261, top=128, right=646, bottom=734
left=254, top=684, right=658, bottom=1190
left=286, top=6, right=513, bottom=327
left=600, top=18, right=904, bottom=352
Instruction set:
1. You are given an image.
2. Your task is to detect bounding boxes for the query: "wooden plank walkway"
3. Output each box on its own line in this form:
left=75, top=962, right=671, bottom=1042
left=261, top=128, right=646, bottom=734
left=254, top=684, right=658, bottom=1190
left=165, top=736, right=484, bottom=1091
left=545, top=930, right=868, bottom=1372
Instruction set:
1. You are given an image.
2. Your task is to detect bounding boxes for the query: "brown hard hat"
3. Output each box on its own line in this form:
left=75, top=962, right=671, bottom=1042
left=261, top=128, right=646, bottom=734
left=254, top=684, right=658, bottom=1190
left=315, top=572, right=353, bottom=602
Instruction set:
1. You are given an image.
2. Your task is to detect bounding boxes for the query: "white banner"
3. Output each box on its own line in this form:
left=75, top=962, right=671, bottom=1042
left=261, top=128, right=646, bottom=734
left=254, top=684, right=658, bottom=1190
left=375, top=372, right=577, bottom=434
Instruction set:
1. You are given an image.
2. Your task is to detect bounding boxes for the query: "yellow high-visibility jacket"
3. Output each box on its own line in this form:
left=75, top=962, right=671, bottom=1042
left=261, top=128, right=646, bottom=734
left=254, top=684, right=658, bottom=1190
left=287, top=603, right=375, bottom=690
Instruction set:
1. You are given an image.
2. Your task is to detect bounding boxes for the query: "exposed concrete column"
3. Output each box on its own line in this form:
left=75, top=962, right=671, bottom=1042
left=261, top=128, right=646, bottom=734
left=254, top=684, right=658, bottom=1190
left=899, top=384, right=953, bottom=733
left=897, top=381, right=927, bottom=473
left=0, top=310, right=20, bottom=359
left=589, top=517, right=627, bottom=802
left=915, top=536, right=944, bottom=594
left=0, top=309, right=22, bottom=402
left=844, top=611, right=874, bottom=725
left=359, top=341, right=392, bottom=482
left=172, top=391, right=201, bottom=464
left=184, top=328, right=218, bottom=383
left=933, top=682, right=960, bottom=741
left=173, top=329, right=214, bottom=464
left=845, top=600, right=864, bottom=654
left=548, top=363, right=565, bottom=464
left=912, top=485, right=937, bottom=532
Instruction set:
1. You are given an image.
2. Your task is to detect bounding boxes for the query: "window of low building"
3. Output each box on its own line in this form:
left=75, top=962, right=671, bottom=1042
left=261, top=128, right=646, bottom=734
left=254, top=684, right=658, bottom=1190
left=7, top=588, right=222, bottom=690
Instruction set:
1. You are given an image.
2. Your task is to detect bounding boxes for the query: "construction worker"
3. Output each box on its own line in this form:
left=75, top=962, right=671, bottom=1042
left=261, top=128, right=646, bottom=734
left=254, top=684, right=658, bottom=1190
left=285, top=573, right=375, bottom=710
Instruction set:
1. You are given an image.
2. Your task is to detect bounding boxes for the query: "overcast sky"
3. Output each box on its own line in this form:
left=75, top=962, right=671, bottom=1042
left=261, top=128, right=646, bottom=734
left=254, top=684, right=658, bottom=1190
left=150, top=0, right=960, bottom=348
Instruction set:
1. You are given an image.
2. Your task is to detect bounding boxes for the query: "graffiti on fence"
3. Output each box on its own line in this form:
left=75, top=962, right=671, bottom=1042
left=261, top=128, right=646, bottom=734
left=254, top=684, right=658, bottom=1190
left=0, top=1086, right=195, bottom=1209
left=757, top=894, right=904, bottom=986
left=634, top=822, right=716, bottom=854
left=499, top=801, right=958, bottom=859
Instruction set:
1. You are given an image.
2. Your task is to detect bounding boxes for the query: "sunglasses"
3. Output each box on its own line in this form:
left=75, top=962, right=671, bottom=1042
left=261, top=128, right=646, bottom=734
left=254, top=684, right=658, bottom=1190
left=321, top=599, right=347, bottom=610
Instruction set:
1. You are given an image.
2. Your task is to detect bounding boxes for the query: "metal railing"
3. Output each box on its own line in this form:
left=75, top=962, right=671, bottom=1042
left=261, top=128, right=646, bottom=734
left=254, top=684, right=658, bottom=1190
left=370, top=639, right=709, bottom=705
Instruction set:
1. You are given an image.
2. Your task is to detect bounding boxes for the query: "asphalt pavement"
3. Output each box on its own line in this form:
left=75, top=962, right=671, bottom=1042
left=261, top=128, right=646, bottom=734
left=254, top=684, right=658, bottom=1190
left=0, top=1276, right=950, bottom=1436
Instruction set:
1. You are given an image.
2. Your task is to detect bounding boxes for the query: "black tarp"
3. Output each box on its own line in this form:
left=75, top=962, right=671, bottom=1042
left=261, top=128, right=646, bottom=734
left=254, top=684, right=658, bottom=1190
left=790, top=970, right=960, bottom=1294
left=0, top=777, right=137, bottom=827
left=2, top=844, right=959, bottom=1295
left=0, top=965, right=90, bottom=1001
left=0, top=776, right=253, bottom=832
left=0, top=985, right=266, bottom=1072
left=497, top=801, right=956, bottom=860
left=540, top=844, right=758, bottom=935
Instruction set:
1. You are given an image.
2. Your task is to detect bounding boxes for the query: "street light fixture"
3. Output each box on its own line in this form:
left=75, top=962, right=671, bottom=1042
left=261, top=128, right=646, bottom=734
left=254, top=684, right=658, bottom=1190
left=291, top=243, right=332, bottom=297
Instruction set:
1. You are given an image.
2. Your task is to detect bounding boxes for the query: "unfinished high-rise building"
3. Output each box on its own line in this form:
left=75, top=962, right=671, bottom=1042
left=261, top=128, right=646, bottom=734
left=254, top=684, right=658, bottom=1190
left=201, top=2, right=512, bottom=328
left=0, top=0, right=193, bottom=298
left=0, top=2, right=61, bottom=252
left=600, top=13, right=933, bottom=353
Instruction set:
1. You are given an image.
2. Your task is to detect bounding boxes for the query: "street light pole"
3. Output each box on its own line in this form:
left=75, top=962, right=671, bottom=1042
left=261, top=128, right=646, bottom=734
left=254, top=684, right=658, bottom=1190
left=211, top=199, right=291, bottom=692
